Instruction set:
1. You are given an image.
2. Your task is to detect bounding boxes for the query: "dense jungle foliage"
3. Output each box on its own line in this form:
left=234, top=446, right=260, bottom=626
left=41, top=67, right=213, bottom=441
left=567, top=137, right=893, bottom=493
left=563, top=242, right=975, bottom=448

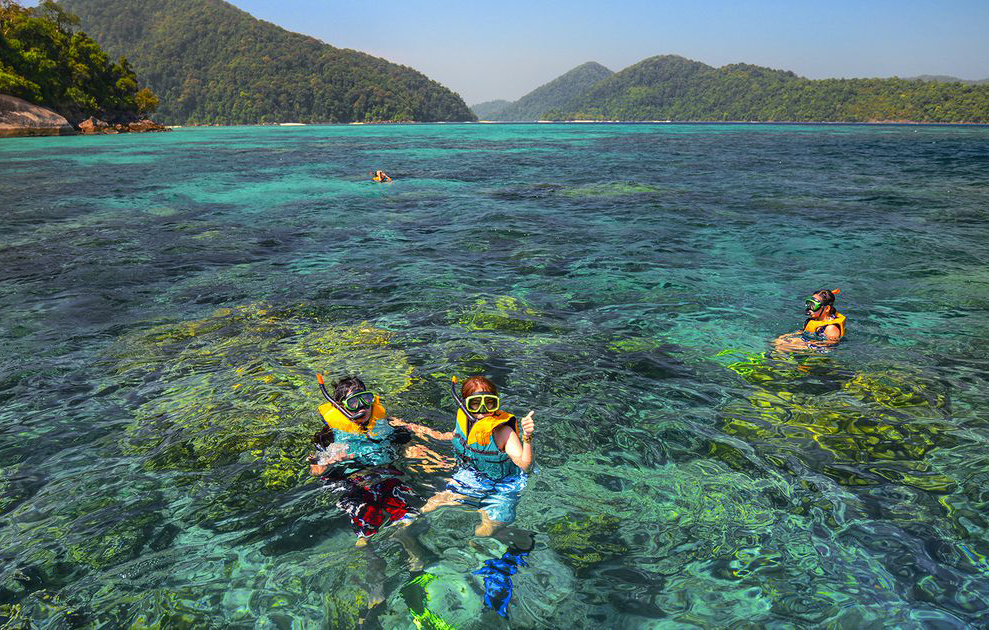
left=481, top=61, right=614, bottom=121
left=545, top=55, right=989, bottom=122
left=58, top=0, right=475, bottom=125
left=0, top=0, right=154, bottom=124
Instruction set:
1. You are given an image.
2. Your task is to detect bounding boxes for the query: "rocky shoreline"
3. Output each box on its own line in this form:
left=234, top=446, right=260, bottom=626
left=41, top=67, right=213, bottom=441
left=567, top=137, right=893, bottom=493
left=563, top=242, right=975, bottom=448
left=77, top=116, right=169, bottom=134
left=0, top=94, right=168, bottom=138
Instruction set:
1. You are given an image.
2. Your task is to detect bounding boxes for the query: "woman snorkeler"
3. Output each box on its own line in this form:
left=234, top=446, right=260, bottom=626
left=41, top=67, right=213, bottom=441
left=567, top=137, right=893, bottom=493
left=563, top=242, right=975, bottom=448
left=774, top=288, right=846, bottom=352
left=422, top=375, right=535, bottom=541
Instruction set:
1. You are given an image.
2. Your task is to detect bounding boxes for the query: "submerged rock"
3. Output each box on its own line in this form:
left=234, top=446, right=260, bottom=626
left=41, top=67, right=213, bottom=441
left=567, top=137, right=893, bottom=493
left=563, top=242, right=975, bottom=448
left=0, top=94, right=74, bottom=138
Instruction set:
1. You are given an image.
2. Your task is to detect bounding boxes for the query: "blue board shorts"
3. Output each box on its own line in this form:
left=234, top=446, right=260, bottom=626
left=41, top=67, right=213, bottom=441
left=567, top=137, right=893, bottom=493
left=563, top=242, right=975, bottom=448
left=446, top=466, right=527, bottom=524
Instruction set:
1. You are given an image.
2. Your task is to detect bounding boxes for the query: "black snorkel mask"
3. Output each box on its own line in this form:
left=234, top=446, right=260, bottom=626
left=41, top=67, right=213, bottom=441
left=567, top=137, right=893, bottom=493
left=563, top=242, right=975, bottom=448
left=803, top=289, right=840, bottom=317
left=804, top=296, right=824, bottom=317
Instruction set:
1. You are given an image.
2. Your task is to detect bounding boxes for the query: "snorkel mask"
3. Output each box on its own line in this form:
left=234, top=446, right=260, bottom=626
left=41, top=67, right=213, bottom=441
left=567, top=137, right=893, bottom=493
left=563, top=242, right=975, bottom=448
left=450, top=375, right=502, bottom=435
left=804, top=288, right=840, bottom=317
left=804, top=296, right=824, bottom=317
left=465, top=393, right=500, bottom=414
left=317, top=373, right=375, bottom=421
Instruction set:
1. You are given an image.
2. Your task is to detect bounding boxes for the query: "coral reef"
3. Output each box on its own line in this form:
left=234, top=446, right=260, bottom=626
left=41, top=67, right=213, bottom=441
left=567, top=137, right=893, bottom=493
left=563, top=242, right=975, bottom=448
left=108, top=303, right=413, bottom=489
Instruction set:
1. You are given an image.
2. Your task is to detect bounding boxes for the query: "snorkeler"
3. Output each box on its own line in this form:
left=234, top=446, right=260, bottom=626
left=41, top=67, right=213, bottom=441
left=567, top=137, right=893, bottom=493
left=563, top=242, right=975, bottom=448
left=370, top=170, right=392, bottom=182
left=422, top=376, right=535, bottom=541
left=309, top=374, right=448, bottom=545
left=774, top=288, right=846, bottom=352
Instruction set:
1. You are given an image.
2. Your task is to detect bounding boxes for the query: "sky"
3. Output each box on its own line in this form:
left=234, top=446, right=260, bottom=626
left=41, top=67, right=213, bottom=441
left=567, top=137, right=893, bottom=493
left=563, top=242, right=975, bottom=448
left=61, top=0, right=989, bottom=105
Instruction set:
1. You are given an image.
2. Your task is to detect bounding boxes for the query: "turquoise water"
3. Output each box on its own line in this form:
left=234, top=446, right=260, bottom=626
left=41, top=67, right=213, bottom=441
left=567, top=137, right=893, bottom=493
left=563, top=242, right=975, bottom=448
left=2, top=123, right=989, bottom=628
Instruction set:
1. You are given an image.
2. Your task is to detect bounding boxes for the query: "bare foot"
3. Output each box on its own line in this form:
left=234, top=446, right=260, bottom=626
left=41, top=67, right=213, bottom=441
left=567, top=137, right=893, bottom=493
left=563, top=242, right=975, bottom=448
left=421, top=490, right=462, bottom=513
left=474, top=510, right=505, bottom=537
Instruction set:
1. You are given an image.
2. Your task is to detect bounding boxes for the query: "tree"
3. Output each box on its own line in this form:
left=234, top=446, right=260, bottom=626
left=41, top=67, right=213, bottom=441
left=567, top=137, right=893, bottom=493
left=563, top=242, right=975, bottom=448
left=134, top=86, right=158, bottom=115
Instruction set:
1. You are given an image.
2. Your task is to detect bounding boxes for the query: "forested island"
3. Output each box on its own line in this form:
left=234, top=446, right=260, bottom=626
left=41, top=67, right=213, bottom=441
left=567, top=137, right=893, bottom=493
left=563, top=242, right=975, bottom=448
left=475, top=62, right=614, bottom=121
left=1, top=0, right=161, bottom=135
left=476, top=55, right=989, bottom=123
left=57, top=0, right=476, bottom=125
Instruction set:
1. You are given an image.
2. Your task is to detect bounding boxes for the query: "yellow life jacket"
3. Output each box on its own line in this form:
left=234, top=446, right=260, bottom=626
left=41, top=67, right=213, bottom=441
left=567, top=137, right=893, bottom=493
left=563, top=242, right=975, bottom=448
left=318, top=396, right=387, bottom=435
left=455, top=409, right=515, bottom=447
left=372, top=175, right=382, bottom=182
left=803, top=312, right=846, bottom=339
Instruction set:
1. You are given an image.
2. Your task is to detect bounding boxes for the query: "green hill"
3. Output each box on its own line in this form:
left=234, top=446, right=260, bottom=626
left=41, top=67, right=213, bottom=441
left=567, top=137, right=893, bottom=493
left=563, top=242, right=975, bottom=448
left=485, top=61, right=613, bottom=121
left=470, top=99, right=511, bottom=120
left=546, top=55, right=989, bottom=123
left=1, top=1, right=154, bottom=125
left=57, top=0, right=475, bottom=125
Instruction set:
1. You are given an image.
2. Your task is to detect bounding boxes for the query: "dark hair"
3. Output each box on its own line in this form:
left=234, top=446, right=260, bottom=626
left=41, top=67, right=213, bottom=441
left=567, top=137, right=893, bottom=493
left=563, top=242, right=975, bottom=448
left=333, top=376, right=367, bottom=402
left=814, top=289, right=837, bottom=306
left=461, top=375, right=498, bottom=399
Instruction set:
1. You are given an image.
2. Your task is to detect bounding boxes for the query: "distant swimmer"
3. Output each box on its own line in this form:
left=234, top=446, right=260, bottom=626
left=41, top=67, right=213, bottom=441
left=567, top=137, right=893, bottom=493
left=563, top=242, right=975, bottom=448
left=370, top=170, right=392, bottom=182
left=775, top=288, right=846, bottom=352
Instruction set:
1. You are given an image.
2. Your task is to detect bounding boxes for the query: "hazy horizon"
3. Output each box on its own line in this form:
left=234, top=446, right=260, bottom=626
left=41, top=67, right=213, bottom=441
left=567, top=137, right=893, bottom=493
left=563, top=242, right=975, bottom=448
left=30, top=0, right=989, bottom=105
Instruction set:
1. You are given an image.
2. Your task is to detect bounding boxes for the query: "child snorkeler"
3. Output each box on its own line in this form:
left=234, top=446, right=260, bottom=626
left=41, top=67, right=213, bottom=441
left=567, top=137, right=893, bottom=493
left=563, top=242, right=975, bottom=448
left=309, top=374, right=448, bottom=545
left=774, top=288, right=846, bottom=352
left=422, top=376, right=535, bottom=541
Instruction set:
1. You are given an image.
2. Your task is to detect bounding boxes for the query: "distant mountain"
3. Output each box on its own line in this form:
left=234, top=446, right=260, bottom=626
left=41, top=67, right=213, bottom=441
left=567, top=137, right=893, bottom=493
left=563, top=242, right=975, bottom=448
left=471, top=100, right=511, bottom=119
left=482, top=62, right=614, bottom=121
left=546, top=55, right=989, bottom=123
left=57, top=0, right=475, bottom=125
left=908, top=75, right=989, bottom=85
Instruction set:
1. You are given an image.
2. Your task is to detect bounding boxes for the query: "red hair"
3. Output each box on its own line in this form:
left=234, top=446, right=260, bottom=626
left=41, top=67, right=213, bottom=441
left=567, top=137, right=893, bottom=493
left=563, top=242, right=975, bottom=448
left=461, top=376, right=498, bottom=398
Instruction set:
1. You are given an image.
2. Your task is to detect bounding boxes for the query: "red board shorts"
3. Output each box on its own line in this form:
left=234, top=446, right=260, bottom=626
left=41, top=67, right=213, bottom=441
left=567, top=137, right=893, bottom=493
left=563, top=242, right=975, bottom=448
left=328, top=466, right=417, bottom=539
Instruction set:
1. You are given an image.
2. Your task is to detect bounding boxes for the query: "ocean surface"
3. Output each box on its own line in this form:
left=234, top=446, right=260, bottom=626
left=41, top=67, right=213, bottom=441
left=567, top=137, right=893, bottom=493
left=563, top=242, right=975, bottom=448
left=2, top=123, right=989, bottom=628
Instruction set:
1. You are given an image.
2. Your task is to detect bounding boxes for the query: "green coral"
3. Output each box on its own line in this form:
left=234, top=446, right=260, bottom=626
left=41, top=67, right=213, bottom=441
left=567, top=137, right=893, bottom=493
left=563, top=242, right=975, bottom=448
left=842, top=369, right=947, bottom=409
left=725, top=351, right=834, bottom=387
left=456, top=296, right=540, bottom=333
left=108, top=303, right=413, bottom=490
left=401, top=573, right=458, bottom=630
left=546, top=512, right=628, bottom=570
left=718, top=365, right=955, bottom=491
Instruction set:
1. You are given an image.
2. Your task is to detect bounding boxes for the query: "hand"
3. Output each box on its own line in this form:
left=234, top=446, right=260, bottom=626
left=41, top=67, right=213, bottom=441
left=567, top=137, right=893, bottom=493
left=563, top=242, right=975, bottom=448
left=519, top=411, right=535, bottom=440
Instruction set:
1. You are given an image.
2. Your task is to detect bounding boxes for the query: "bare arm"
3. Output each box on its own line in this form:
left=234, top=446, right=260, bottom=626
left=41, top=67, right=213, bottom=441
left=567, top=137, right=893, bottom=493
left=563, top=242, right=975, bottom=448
left=774, top=332, right=809, bottom=352
left=495, top=411, right=534, bottom=473
left=308, top=444, right=351, bottom=476
left=391, top=417, right=453, bottom=441
left=404, top=443, right=455, bottom=473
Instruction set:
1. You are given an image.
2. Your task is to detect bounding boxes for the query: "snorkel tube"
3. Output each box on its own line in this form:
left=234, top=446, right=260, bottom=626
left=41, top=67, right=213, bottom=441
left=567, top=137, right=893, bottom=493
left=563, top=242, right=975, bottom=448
left=451, top=376, right=478, bottom=434
left=317, top=373, right=357, bottom=420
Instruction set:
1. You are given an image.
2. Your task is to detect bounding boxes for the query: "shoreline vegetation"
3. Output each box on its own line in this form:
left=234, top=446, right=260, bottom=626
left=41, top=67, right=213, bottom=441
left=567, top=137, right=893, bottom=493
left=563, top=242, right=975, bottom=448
left=0, top=1, right=166, bottom=137
left=143, top=120, right=989, bottom=127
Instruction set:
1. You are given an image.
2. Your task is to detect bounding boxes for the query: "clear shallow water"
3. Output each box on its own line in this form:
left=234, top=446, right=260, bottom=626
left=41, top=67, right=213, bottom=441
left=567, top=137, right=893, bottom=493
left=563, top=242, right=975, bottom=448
left=1, top=123, right=989, bottom=628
